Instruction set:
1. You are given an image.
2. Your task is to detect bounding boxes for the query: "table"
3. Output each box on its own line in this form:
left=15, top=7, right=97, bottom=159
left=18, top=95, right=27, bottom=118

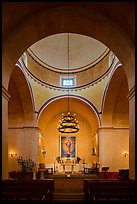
left=62, top=164, right=74, bottom=173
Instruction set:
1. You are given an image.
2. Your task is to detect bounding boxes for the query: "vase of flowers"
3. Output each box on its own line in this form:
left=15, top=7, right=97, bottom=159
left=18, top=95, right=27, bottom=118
left=76, top=156, right=81, bottom=164
left=56, top=156, right=61, bottom=163
left=17, top=157, right=36, bottom=172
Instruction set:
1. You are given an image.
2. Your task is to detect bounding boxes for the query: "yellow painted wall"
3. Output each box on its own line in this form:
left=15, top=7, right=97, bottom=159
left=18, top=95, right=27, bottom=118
left=8, top=128, right=39, bottom=171
left=91, top=133, right=99, bottom=163
left=28, top=74, right=109, bottom=112
left=99, top=128, right=129, bottom=172
left=42, top=113, right=94, bottom=165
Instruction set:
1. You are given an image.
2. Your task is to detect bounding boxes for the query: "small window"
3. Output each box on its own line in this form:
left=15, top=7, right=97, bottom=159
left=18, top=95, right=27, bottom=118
left=60, top=76, right=76, bottom=88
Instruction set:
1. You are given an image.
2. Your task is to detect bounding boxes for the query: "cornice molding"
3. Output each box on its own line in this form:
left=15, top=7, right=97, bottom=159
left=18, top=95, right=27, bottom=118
left=2, top=85, right=10, bottom=101
left=8, top=126, right=39, bottom=129
left=22, top=49, right=114, bottom=91
left=127, top=85, right=135, bottom=101
left=27, top=48, right=110, bottom=73
left=99, top=126, right=129, bottom=130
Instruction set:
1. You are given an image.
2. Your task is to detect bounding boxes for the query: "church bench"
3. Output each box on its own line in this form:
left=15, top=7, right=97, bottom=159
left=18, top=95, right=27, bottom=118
left=2, top=179, right=54, bottom=201
left=84, top=179, right=135, bottom=201
left=9, top=171, right=50, bottom=179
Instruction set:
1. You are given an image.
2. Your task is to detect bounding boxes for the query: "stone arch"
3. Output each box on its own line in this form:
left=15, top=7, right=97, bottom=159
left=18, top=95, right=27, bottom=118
left=37, top=95, right=101, bottom=128
left=3, top=4, right=134, bottom=91
left=8, top=65, right=35, bottom=127
left=37, top=95, right=100, bottom=164
left=2, top=3, right=135, bottom=178
left=37, top=95, right=99, bottom=136
left=101, top=65, right=129, bottom=127
left=8, top=65, right=38, bottom=171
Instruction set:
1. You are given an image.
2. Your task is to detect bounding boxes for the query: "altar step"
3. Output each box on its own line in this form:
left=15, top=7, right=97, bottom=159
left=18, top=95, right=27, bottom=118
left=52, top=192, right=86, bottom=202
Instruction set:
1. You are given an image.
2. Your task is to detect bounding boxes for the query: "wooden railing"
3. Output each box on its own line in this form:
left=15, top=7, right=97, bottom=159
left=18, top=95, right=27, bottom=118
left=2, top=179, right=54, bottom=201
left=84, top=179, right=136, bottom=201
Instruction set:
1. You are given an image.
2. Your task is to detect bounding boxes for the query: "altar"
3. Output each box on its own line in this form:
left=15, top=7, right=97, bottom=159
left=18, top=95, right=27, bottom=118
left=38, top=161, right=96, bottom=175
left=56, top=163, right=84, bottom=173
left=63, top=164, right=74, bottom=172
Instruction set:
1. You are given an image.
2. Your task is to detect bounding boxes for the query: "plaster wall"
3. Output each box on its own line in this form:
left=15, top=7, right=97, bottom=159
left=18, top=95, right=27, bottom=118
left=91, top=133, right=99, bottom=163
left=26, top=49, right=110, bottom=88
left=41, top=114, right=93, bottom=165
left=8, top=127, right=39, bottom=171
left=99, top=128, right=129, bottom=172
left=28, top=74, right=109, bottom=113
left=2, top=95, right=9, bottom=179
left=129, top=93, right=135, bottom=179
left=2, top=3, right=135, bottom=179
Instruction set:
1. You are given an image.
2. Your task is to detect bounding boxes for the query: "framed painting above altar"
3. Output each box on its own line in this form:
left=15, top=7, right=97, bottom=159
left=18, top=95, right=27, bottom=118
left=60, top=136, right=76, bottom=158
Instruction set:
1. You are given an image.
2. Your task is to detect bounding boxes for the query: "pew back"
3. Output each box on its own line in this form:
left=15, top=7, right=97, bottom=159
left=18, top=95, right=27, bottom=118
left=84, top=179, right=136, bottom=201
left=2, top=179, right=54, bottom=201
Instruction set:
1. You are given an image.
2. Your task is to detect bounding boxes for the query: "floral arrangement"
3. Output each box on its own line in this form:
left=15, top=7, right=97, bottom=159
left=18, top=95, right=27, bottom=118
left=56, top=156, right=61, bottom=163
left=76, top=156, right=81, bottom=163
left=17, top=156, right=36, bottom=172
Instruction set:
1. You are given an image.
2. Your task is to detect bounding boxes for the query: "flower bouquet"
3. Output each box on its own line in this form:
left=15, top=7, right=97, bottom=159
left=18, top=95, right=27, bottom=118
left=17, top=157, right=36, bottom=172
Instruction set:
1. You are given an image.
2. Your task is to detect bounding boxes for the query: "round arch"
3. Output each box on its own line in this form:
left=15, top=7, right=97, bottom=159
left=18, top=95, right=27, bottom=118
left=101, top=65, right=129, bottom=127
left=37, top=95, right=100, bottom=164
left=2, top=2, right=135, bottom=179
left=2, top=3, right=134, bottom=91
left=8, top=65, right=36, bottom=126
left=37, top=95, right=99, bottom=136
left=37, top=95, right=101, bottom=127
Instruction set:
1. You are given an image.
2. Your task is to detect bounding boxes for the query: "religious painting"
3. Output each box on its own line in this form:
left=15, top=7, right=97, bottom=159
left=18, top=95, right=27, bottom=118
left=60, top=136, right=76, bottom=158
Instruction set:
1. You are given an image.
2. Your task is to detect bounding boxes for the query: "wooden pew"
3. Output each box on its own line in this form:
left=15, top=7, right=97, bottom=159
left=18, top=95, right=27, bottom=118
left=84, top=179, right=135, bottom=201
left=2, top=179, right=54, bottom=201
left=9, top=171, right=52, bottom=180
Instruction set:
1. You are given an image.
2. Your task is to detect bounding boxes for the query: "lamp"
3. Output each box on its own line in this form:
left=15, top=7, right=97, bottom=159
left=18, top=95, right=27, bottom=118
left=9, top=152, right=17, bottom=157
left=42, top=150, right=46, bottom=157
left=41, top=146, right=46, bottom=157
left=123, top=152, right=128, bottom=157
left=57, top=33, right=80, bottom=133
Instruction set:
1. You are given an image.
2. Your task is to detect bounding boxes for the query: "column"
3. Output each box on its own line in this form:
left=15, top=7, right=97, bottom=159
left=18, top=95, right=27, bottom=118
left=2, top=86, right=10, bottom=179
left=127, top=86, right=135, bottom=179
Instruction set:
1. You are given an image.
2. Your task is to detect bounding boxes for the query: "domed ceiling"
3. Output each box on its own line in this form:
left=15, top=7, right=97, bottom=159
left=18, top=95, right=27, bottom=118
left=28, top=33, right=108, bottom=71
left=22, top=33, right=115, bottom=90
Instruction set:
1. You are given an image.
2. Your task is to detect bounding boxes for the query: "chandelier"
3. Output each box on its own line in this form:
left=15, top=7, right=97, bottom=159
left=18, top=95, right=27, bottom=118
left=57, top=33, right=80, bottom=133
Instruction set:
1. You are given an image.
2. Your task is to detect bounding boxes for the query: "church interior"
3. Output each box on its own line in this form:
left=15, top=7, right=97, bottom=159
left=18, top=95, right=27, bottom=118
left=2, top=2, right=135, bottom=202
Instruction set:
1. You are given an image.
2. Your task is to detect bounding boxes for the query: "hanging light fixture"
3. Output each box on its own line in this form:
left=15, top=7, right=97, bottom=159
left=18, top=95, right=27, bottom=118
left=57, top=33, right=80, bottom=133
